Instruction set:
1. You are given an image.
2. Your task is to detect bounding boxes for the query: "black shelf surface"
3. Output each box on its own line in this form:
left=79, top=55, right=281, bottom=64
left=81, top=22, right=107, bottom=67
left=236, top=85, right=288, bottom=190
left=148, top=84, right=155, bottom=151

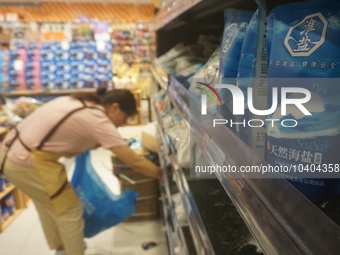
left=187, top=178, right=264, bottom=255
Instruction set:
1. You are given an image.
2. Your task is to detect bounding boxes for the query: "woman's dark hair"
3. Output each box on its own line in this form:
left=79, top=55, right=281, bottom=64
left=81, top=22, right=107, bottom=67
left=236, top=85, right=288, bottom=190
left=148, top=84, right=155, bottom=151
left=71, top=88, right=137, bottom=116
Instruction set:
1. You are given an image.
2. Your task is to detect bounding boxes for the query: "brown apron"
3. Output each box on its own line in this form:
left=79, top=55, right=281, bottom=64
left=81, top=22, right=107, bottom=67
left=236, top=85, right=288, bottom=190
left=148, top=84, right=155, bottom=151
left=0, top=100, right=105, bottom=214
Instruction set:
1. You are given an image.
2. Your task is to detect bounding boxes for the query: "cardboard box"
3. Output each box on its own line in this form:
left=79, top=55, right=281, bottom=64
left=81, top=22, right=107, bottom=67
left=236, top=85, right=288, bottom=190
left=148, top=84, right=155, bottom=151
left=141, top=130, right=158, bottom=153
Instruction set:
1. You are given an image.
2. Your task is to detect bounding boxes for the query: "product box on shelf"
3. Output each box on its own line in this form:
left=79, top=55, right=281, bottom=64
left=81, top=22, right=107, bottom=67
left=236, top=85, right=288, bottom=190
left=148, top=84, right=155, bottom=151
left=27, top=49, right=40, bottom=61
left=55, top=50, right=70, bottom=61
left=69, top=78, right=85, bottom=89
left=40, top=71, right=57, bottom=81
left=41, top=62, right=57, bottom=72
left=0, top=50, right=10, bottom=62
left=82, top=75, right=98, bottom=89
left=41, top=80, right=55, bottom=90
left=70, top=49, right=85, bottom=61
left=54, top=79, right=70, bottom=90
left=9, top=79, right=26, bottom=91
left=70, top=61, right=85, bottom=72
left=83, top=60, right=98, bottom=75
left=39, top=49, right=55, bottom=61
left=96, top=58, right=111, bottom=68
left=0, top=79, right=10, bottom=92
left=26, top=79, right=41, bottom=91
left=25, top=60, right=41, bottom=72
left=10, top=49, right=27, bottom=62
left=41, top=42, right=60, bottom=51
left=56, top=72, right=72, bottom=80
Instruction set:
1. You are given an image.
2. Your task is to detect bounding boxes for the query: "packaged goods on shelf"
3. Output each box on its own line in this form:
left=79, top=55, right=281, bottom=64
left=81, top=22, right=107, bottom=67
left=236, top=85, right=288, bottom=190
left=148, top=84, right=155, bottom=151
left=154, top=37, right=220, bottom=87
left=236, top=0, right=268, bottom=159
left=188, top=48, right=221, bottom=114
left=265, top=0, right=340, bottom=199
left=218, top=9, right=254, bottom=124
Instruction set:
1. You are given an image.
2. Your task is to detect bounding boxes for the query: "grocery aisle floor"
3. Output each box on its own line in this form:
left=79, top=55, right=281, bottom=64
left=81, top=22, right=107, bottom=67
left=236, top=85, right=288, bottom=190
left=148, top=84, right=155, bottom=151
left=0, top=131, right=167, bottom=255
left=0, top=203, right=167, bottom=255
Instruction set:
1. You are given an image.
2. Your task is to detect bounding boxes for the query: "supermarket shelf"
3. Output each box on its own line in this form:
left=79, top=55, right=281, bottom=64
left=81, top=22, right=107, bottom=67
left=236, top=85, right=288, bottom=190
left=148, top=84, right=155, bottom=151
left=155, top=99, right=262, bottom=255
left=154, top=0, right=203, bottom=31
left=153, top=0, right=257, bottom=31
left=0, top=209, right=24, bottom=233
left=1, top=88, right=142, bottom=97
left=154, top=0, right=301, bottom=32
left=0, top=185, right=15, bottom=200
left=151, top=67, right=340, bottom=254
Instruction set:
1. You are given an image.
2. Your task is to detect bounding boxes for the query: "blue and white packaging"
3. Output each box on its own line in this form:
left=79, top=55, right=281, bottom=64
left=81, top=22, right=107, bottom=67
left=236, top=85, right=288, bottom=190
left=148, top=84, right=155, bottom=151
left=56, top=71, right=72, bottom=80
left=70, top=49, right=85, bottom=61
left=236, top=0, right=268, bottom=159
left=54, top=79, right=70, bottom=90
left=189, top=48, right=221, bottom=114
left=41, top=42, right=59, bottom=51
left=83, top=59, right=97, bottom=75
left=41, top=62, right=57, bottom=72
left=84, top=47, right=98, bottom=60
left=266, top=0, right=340, bottom=198
left=56, top=61, right=71, bottom=72
left=0, top=50, right=10, bottom=62
left=41, top=79, right=55, bottom=90
left=83, top=75, right=98, bottom=88
left=40, top=49, right=55, bottom=61
left=70, top=78, right=85, bottom=89
left=70, top=61, right=85, bottom=72
left=55, top=50, right=70, bottom=61
left=218, top=9, right=253, bottom=123
left=41, top=71, right=57, bottom=81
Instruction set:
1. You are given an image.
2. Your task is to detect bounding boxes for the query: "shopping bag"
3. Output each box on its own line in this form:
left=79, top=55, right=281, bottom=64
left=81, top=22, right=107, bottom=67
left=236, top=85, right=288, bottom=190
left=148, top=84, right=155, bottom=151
left=71, top=151, right=138, bottom=238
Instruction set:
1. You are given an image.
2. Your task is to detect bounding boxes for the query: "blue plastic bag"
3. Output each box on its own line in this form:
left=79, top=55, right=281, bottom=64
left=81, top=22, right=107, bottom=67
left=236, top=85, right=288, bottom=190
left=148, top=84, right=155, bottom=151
left=71, top=151, right=138, bottom=237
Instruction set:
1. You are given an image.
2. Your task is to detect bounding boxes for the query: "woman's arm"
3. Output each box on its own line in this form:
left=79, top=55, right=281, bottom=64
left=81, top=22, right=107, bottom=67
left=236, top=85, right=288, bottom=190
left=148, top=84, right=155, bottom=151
left=110, top=145, right=161, bottom=179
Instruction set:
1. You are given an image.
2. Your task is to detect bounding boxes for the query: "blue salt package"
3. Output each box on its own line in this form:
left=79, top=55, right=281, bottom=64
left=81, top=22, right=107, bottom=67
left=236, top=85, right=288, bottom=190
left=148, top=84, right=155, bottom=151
left=236, top=0, right=268, bottom=158
left=218, top=9, right=253, bottom=122
left=97, top=58, right=111, bottom=68
left=41, top=79, right=55, bottom=90
left=266, top=0, right=340, bottom=198
left=41, top=62, right=57, bottom=72
left=56, top=62, right=71, bottom=72
left=70, top=78, right=85, bottom=89
left=41, top=71, right=57, bottom=81
left=54, top=79, right=70, bottom=90
left=40, top=49, right=55, bottom=61
left=70, top=49, right=85, bottom=61
left=56, top=71, right=72, bottom=80
left=71, top=61, right=85, bottom=72
left=84, top=60, right=97, bottom=74
left=0, top=50, right=10, bottom=62
left=55, top=50, right=70, bottom=61
left=41, top=42, right=59, bottom=51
